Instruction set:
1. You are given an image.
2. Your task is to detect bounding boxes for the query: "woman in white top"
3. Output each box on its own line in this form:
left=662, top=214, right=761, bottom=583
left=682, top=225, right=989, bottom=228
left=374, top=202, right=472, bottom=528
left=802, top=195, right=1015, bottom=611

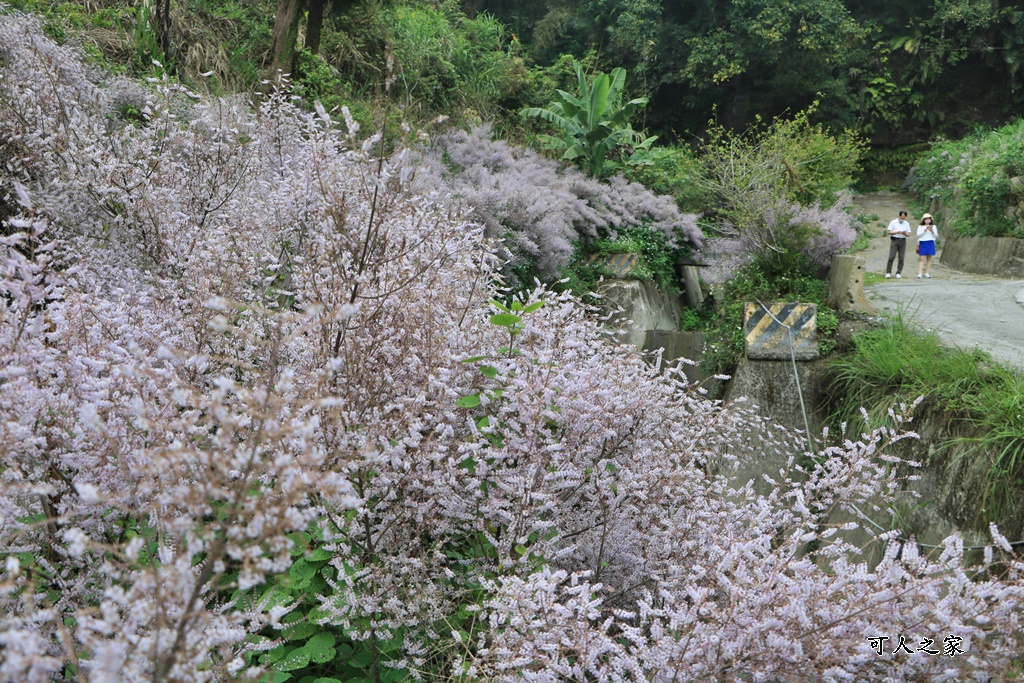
left=916, top=213, right=938, bottom=278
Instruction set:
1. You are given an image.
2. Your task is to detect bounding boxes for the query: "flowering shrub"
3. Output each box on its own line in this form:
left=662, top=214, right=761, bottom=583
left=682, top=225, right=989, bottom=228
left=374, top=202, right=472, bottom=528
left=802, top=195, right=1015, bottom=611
left=702, top=194, right=857, bottom=286
left=426, top=124, right=702, bottom=280
left=695, top=108, right=862, bottom=282
left=2, top=12, right=1024, bottom=683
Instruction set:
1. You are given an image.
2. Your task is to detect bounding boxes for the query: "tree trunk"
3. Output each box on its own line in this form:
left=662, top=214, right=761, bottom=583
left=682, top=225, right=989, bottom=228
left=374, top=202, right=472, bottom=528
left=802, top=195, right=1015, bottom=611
left=270, top=0, right=302, bottom=80
left=304, top=0, right=326, bottom=55
left=153, top=0, right=172, bottom=65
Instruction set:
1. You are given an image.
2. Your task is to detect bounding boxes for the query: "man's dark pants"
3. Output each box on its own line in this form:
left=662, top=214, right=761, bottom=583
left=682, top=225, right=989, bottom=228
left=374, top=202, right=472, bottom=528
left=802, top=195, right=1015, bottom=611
left=886, top=238, right=906, bottom=275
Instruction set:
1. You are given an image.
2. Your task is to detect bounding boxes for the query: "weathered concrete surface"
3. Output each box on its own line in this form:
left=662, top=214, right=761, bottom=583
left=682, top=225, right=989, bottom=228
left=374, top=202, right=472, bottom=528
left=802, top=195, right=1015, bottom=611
left=681, top=265, right=705, bottom=309
left=743, top=302, right=819, bottom=361
left=824, top=403, right=1020, bottom=567
left=721, top=357, right=828, bottom=496
left=724, top=357, right=828, bottom=437
left=941, top=235, right=1024, bottom=277
left=598, top=279, right=684, bottom=349
left=643, top=329, right=706, bottom=384
left=828, top=254, right=877, bottom=314
left=723, top=356, right=1019, bottom=566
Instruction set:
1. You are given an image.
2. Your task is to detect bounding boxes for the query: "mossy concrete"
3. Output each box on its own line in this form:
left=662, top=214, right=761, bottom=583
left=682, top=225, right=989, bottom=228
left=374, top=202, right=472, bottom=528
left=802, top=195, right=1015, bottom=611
left=599, top=279, right=685, bottom=349
left=723, top=357, right=1021, bottom=565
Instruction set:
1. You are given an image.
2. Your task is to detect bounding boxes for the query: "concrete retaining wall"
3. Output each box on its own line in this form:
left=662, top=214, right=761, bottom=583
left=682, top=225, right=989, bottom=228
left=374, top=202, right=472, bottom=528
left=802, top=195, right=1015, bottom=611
left=941, top=235, right=1024, bottom=277
left=643, top=329, right=707, bottom=384
left=598, top=279, right=685, bottom=349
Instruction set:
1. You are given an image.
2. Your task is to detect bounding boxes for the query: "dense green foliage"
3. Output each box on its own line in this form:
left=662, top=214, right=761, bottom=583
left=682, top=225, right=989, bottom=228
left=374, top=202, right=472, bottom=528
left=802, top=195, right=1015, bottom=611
left=913, top=119, right=1024, bottom=238
left=700, top=256, right=840, bottom=376
left=827, top=315, right=1024, bottom=523
left=621, top=144, right=708, bottom=212
left=564, top=225, right=683, bottom=295
left=12, top=0, right=1024, bottom=145
left=476, top=0, right=1024, bottom=140
left=521, top=59, right=655, bottom=177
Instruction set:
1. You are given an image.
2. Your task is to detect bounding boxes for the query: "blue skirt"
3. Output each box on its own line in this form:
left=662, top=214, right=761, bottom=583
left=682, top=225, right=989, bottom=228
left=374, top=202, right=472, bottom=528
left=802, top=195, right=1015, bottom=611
left=918, top=240, right=936, bottom=256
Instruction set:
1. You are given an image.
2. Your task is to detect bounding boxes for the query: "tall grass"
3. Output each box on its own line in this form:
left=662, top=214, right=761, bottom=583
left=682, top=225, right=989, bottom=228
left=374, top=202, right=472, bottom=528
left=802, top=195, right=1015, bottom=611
left=827, top=312, right=1024, bottom=524
left=956, top=370, right=1024, bottom=520
left=827, top=310, right=989, bottom=426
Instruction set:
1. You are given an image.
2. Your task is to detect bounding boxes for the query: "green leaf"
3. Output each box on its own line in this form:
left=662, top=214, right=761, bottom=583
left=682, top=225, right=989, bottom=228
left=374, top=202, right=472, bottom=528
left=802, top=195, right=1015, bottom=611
left=276, top=647, right=310, bottom=671
left=307, top=548, right=333, bottom=561
left=456, top=394, right=481, bottom=408
left=289, top=559, right=316, bottom=588
left=489, top=313, right=522, bottom=327
left=306, top=633, right=336, bottom=664
left=461, top=355, right=489, bottom=363
left=479, top=365, right=498, bottom=379
left=350, top=648, right=373, bottom=668
left=381, top=668, right=410, bottom=683
left=487, top=299, right=509, bottom=313
left=283, top=621, right=317, bottom=641
left=523, top=301, right=545, bottom=313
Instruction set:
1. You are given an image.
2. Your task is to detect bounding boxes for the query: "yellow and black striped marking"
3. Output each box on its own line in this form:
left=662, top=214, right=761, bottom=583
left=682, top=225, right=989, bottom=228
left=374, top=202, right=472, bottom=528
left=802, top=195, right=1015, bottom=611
left=743, top=302, right=818, bottom=360
left=583, top=252, right=639, bottom=278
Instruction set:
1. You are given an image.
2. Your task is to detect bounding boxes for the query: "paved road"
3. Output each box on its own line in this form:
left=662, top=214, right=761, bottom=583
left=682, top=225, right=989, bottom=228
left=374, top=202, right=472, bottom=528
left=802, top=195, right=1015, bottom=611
left=853, top=192, right=1024, bottom=369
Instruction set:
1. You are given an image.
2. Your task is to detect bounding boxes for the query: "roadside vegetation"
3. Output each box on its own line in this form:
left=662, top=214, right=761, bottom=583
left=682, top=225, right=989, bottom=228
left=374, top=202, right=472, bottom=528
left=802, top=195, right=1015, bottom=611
left=912, top=118, right=1024, bottom=238
left=827, top=314, right=1024, bottom=530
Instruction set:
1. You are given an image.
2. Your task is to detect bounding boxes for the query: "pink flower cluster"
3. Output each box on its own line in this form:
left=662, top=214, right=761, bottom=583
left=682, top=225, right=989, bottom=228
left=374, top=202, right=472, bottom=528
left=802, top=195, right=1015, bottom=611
left=1, top=13, right=1022, bottom=683
left=424, top=125, right=702, bottom=278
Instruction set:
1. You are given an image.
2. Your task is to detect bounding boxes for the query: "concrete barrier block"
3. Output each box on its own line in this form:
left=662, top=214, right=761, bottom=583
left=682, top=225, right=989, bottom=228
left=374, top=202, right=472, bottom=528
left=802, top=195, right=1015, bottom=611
left=828, top=254, right=876, bottom=314
left=744, top=302, right=819, bottom=360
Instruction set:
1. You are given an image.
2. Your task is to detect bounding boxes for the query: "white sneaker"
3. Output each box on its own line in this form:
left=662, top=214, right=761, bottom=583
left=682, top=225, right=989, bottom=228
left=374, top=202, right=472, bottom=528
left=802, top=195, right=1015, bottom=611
left=917, top=274, right=922, bottom=278
left=895, top=273, right=902, bottom=279
left=925, top=273, right=931, bottom=278
left=885, top=273, right=891, bottom=278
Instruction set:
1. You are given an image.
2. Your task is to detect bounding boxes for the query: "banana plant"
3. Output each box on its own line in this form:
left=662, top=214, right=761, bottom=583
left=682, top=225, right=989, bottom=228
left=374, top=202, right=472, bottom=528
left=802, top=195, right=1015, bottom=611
left=522, top=60, right=656, bottom=178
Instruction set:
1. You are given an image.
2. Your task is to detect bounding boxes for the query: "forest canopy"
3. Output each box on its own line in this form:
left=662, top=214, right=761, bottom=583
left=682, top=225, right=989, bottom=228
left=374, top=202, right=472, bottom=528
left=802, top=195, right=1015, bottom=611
left=9, top=0, right=1024, bottom=143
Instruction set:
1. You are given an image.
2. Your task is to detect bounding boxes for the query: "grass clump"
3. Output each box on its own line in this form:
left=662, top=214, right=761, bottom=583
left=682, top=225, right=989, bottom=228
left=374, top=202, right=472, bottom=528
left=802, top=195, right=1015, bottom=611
left=827, top=312, right=1024, bottom=524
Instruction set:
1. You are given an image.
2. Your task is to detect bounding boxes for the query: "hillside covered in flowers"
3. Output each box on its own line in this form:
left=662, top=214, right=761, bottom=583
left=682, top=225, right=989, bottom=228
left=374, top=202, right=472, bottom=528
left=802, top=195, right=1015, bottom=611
left=1, top=11, right=1023, bottom=683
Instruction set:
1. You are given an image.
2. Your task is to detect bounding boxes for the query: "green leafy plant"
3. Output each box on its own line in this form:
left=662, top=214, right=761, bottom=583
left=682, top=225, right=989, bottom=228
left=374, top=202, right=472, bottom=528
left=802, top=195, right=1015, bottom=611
left=699, top=252, right=840, bottom=376
left=846, top=232, right=870, bottom=253
left=623, top=144, right=710, bottom=213
left=913, top=119, right=1024, bottom=238
left=826, top=312, right=1024, bottom=525
left=583, top=225, right=681, bottom=288
left=521, top=59, right=655, bottom=178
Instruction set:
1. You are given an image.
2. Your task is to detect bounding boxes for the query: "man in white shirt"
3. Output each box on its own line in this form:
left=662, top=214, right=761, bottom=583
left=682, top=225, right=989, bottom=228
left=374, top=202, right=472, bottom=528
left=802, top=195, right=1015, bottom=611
left=885, top=210, right=912, bottom=278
